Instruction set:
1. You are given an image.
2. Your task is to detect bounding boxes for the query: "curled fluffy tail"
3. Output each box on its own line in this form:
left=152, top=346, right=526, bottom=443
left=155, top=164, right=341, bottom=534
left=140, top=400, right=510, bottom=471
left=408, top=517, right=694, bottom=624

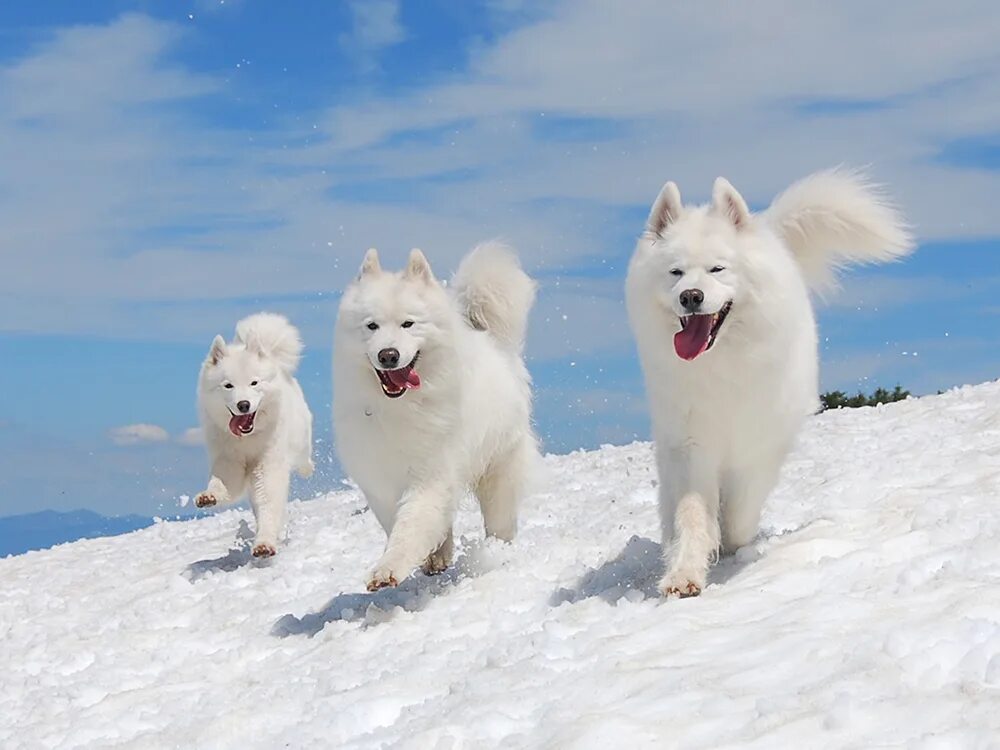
left=235, top=312, right=303, bottom=373
left=452, top=242, right=537, bottom=352
left=764, top=168, right=915, bottom=290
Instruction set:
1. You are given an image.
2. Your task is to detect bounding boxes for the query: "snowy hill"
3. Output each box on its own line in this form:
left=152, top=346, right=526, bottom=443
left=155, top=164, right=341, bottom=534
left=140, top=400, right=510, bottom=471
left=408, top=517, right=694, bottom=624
left=3, top=382, right=1000, bottom=749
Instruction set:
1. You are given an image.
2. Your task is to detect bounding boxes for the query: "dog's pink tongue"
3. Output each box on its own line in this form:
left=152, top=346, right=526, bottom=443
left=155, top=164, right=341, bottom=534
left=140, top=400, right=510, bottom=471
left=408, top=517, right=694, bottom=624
left=229, top=414, right=253, bottom=436
left=674, top=315, right=713, bottom=361
left=386, top=366, right=421, bottom=390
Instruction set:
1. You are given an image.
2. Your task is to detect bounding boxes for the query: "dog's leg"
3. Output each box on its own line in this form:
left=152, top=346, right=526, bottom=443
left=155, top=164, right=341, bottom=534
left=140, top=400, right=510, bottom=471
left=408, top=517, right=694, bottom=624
left=421, top=530, right=454, bottom=576
left=297, top=454, right=315, bottom=479
left=297, top=410, right=315, bottom=479
left=195, top=458, right=246, bottom=509
left=721, top=457, right=783, bottom=554
left=360, top=487, right=398, bottom=536
left=657, top=445, right=721, bottom=598
left=660, top=492, right=720, bottom=597
left=476, top=438, right=533, bottom=542
left=248, top=459, right=289, bottom=558
left=367, top=482, right=455, bottom=591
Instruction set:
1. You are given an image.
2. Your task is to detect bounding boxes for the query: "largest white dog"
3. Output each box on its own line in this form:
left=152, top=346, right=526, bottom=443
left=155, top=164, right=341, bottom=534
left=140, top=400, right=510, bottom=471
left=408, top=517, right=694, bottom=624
left=333, top=243, right=539, bottom=591
left=195, top=313, right=314, bottom=557
left=626, top=169, right=913, bottom=597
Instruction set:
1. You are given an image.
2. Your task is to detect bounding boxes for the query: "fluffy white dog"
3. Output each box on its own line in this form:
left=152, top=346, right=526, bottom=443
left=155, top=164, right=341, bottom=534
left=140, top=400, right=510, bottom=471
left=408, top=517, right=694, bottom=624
left=333, top=243, right=539, bottom=591
left=626, top=169, right=914, bottom=597
left=195, top=313, right=314, bottom=557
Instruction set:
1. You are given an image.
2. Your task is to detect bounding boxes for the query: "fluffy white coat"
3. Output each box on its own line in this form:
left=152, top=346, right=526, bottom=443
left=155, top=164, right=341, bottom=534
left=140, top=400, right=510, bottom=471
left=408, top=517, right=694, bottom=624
left=196, top=313, right=314, bottom=557
left=625, top=168, right=914, bottom=596
left=333, top=243, right=539, bottom=590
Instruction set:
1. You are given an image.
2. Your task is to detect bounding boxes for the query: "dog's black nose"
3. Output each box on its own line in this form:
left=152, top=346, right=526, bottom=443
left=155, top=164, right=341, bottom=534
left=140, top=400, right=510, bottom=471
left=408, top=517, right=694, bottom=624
left=679, top=288, right=704, bottom=312
left=236, top=400, right=251, bottom=414
left=378, top=348, right=400, bottom=368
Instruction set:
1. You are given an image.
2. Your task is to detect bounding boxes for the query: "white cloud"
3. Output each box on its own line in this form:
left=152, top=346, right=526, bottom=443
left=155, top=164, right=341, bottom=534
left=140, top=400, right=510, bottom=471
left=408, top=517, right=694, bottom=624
left=109, top=423, right=170, bottom=446
left=176, top=427, right=205, bottom=447
left=339, top=0, right=406, bottom=72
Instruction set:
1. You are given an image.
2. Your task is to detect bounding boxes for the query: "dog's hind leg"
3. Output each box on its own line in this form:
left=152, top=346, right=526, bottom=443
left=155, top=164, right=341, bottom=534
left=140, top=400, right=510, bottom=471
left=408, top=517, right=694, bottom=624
left=421, top=530, right=454, bottom=576
left=476, top=437, right=535, bottom=542
left=367, top=481, right=456, bottom=590
left=721, top=458, right=783, bottom=554
left=196, top=458, right=246, bottom=509
left=656, top=445, right=721, bottom=598
left=248, top=459, right=289, bottom=558
left=296, top=412, right=315, bottom=479
left=296, top=454, right=315, bottom=479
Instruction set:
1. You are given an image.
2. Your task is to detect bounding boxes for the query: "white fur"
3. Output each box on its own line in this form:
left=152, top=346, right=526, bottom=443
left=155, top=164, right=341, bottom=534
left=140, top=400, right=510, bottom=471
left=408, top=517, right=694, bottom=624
left=333, top=242, right=540, bottom=590
left=765, top=167, right=914, bottom=291
left=196, top=313, right=314, bottom=557
left=626, top=169, right=914, bottom=597
left=452, top=242, right=537, bottom=352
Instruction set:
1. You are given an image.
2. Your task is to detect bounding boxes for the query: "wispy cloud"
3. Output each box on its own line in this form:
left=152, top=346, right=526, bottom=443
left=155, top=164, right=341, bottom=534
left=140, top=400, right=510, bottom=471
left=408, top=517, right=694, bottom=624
left=339, top=0, right=406, bottom=73
left=111, top=424, right=206, bottom=448
left=176, top=427, right=204, bottom=447
left=109, top=423, right=170, bottom=446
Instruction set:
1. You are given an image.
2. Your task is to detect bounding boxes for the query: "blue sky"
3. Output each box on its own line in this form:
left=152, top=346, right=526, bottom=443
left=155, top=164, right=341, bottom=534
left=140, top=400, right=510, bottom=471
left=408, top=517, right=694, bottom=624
left=1, top=0, right=998, bottom=519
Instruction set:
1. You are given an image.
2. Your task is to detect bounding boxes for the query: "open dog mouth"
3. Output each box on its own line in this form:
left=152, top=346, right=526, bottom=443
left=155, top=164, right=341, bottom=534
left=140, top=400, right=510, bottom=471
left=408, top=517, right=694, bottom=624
left=228, top=410, right=256, bottom=436
left=374, top=353, right=422, bottom=398
left=674, top=301, right=733, bottom=361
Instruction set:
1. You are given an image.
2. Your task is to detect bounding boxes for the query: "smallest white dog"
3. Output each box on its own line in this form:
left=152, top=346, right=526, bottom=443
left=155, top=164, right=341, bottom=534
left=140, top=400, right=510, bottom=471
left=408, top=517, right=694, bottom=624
left=195, top=313, right=314, bottom=557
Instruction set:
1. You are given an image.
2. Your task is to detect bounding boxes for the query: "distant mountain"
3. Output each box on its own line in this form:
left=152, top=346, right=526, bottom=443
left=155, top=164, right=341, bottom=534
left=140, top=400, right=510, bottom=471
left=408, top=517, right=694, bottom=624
left=0, top=509, right=155, bottom=557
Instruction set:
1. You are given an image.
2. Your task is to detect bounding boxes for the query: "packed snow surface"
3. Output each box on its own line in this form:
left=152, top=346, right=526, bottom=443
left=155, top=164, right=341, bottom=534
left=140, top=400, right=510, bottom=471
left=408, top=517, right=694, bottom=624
left=3, top=383, right=1000, bottom=749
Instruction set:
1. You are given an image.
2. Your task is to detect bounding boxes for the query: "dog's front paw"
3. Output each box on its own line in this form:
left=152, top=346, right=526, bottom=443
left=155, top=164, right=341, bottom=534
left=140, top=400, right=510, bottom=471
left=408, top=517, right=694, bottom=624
left=298, top=459, right=315, bottom=479
left=252, top=542, right=277, bottom=558
left=195, top=491, right=218, bottom=508
left=366, top=565, right=399, bottom=592
left=659, top=570, right=705, bottom=599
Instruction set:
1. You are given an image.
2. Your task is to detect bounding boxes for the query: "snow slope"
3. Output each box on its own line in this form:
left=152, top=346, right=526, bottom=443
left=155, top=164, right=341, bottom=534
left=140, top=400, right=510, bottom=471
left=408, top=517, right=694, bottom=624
left=3, top=382, right=1000, bottom=749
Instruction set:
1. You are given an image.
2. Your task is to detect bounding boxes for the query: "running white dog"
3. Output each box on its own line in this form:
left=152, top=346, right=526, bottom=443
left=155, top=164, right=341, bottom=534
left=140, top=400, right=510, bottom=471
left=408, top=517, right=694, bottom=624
left=195, top=313, right=314, bottom=557
left=333, top=243, right=539, bottom=591
left=625, top=169, right=914, bottom=597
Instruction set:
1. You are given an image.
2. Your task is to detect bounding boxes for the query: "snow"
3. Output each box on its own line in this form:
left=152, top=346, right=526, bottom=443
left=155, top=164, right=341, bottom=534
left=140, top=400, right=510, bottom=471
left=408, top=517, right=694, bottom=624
left=3, top=382, right=1000, bottom=748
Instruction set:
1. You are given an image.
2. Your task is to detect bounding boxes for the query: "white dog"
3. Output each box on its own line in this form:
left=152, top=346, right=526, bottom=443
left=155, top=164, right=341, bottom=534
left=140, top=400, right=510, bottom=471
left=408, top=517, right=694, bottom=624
left=625, top=169, right=913, bottom=597
left=333, top=243, right=540, bottom=591
left=195, top=313, right=314, bottom=557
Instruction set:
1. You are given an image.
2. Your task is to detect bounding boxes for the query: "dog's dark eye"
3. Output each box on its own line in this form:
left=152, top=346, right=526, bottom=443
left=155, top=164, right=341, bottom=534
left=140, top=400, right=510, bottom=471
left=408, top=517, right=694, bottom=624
left=669, top=269, right=683, bottom=277
left=250, top=380, right=258, bottom=387
left=401, top=320, right=414, bottom=329
left=366, top=322, right=379, bottom=331
left=710, top=265, right=726, bottom=273
left=224, top=383, right=234, bottom=389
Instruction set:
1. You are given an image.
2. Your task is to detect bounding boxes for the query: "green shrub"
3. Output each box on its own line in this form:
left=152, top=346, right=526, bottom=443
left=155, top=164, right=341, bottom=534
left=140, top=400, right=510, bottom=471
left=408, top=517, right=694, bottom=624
left=820, top=385, right=910, bottom=411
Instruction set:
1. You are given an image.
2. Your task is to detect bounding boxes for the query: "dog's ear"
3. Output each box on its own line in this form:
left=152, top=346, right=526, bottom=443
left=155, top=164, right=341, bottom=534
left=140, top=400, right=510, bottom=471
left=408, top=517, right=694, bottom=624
left=359, top=248, right=381, bottom=278
left=207, top=335, right=227, bottom=365
left=712, top=177, right=751, bottom=230
left=646, top=181, right=683, bottom=238
left=404, top=248, right=435, bottom=283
